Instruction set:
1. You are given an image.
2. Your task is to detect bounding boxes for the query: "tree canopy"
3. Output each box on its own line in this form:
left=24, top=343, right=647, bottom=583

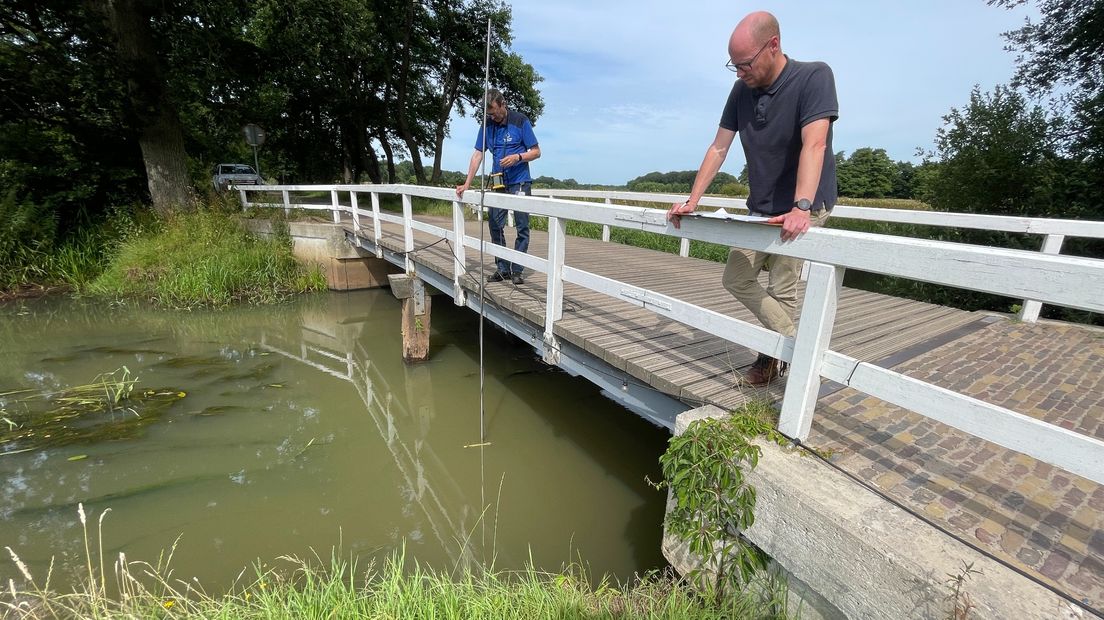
left=627, top=170, right=744, bottom=195
left=990, top=0, right=1104, bottom=161
left=0, top=0, right=542, bottom=219
left=836, top=148, right=897, bottom=199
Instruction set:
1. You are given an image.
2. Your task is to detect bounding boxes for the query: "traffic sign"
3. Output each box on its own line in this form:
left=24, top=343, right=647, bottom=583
left=243, top=124, right=266, bottom=147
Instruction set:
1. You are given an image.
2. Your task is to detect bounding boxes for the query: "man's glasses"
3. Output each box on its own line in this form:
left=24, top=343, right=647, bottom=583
left=725, top=39, right=771, bottom=72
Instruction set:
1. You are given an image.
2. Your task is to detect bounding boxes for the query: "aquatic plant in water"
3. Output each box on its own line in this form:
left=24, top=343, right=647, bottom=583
left=0, top=367, right=186, bottom=454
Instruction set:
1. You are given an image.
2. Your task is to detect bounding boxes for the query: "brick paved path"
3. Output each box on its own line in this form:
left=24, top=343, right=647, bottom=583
left=807, top=316, right=1104, bottom=609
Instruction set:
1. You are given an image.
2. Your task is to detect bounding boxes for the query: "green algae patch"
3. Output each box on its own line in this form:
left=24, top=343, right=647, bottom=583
left=0, top=367, right=185, bottom=454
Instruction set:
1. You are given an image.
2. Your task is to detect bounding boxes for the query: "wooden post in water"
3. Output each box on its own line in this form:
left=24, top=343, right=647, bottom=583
left=388, top=274, right=431, bottom=362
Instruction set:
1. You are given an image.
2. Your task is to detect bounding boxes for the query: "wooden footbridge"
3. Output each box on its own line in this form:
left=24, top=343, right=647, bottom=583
left=237, top=183, right=1104, bottom=617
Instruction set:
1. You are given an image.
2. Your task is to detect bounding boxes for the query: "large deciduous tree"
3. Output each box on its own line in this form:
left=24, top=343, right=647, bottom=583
left=385, top=0, right=544, bottom=184
left=2, top=0, right=544, bottom=232
left=247, top=0, right=542, bottom=185
left=836, top=148, right=897, bottom=198
left=990, top=0, right=1104, bottom=162
left=90, top=0, right=197, bottom=213
left=924, top=85, right=1058, bottom=216
left=0, top=0, right=144, bottom=227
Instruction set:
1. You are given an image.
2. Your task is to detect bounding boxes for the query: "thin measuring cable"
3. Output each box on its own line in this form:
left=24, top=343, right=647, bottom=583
left=476, top=15, right=492, bottom=551
left=477, top=16, right=492, bottom=446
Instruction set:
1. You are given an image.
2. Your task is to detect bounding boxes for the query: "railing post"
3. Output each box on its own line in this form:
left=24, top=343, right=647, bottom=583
left=1019, top=233, right=1065, bottom=323
left=239, top=188, right=248, bottom=212
left=451, top=200, right=467, bottom=306
left=602, top=198, right=611, bottom=242
left=370, top=192, right=383, bottom=258
left=350, top=191, right=360, bottom=234
left=281, top=189, right=290, bottom=217
left=542, top=215, right=566, bottom=365
left=402, top=193, right=414, bottom=273
left=679, top=238, right=690, bottom=257
left=778, top=262, right=845, bottom=440
left=330, top=190, right=341, bottom=223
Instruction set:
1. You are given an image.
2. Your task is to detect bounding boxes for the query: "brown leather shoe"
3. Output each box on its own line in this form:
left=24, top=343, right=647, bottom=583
left=745, top=353, right=788, bottom=386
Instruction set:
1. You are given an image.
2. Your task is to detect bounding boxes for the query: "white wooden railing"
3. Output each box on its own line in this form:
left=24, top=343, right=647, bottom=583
left=236, top=183, right=1104, bottom=486
left=532, top=189, right=1104, bottom=324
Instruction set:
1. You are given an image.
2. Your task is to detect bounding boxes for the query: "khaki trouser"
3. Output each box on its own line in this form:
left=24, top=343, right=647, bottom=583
left=721, top=209, right=831, bottom=338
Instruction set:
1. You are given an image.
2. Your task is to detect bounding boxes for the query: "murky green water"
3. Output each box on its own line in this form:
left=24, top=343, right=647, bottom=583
left=0, top=291, right=670, bottom=590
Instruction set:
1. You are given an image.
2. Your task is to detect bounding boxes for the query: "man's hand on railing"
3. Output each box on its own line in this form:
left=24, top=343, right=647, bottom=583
left=667, top=201, right=697, bottom=229
left=455, top=182, right=470, bottom=199
left=768, top=208, right=811, bottom=242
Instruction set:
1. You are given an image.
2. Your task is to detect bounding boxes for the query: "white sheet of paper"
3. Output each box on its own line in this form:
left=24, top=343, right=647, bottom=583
left=688, top=211, right=770, bottom=223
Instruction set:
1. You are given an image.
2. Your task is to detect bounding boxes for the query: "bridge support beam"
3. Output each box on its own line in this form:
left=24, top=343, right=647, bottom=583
left=389, top=274, right=431, bottom=362
left=326, top=257, right=395, bottom=291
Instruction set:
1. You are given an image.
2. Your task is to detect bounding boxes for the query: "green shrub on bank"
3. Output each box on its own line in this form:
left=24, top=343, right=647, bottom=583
left=87, top=210, right=325, bottom=309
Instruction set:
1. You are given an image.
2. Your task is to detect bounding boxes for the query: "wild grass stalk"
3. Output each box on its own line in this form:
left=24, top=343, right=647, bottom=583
left=2, top=506, right=795, bottom=619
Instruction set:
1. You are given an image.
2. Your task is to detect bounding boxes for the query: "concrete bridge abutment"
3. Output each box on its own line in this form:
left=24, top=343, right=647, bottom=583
left=662, top=405, right=1088, bottom=620
left=240, top=219, right=398, bottom=291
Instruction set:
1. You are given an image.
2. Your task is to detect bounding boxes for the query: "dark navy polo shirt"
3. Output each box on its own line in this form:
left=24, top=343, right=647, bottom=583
left=474, top=110, right=539, bottom=186
left=719, top=57, right=839, bottom=216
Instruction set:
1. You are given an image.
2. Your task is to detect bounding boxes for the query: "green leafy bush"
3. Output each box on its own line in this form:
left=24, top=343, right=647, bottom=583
left=655, top=405, right=787, bottom=601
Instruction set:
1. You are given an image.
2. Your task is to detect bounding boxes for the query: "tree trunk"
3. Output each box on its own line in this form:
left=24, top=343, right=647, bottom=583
left=394, top=0, right=426, bottom=185
left=352, top=113, right=381, bottom=183
left=92, top=0, right=195, bottom=214
left=377, top=131, right=396, bottom=182
left=430, top=63, right=460, bottom=183
left=139, top=110, right=196, bottom=213
left=362, top=133, right=382, bottom=184
left=341, top=126, right=354, bottom=183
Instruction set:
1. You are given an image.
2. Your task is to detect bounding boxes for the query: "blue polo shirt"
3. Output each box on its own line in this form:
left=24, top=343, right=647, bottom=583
left=719, top=57, right=839, bottom=216
left=474, top=110, right=539, bottom=186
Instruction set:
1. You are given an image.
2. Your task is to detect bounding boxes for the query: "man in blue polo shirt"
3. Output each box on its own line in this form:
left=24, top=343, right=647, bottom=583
left=667, top=11, right=838, bottom=386
left=456, top=89, right=542, bottom=285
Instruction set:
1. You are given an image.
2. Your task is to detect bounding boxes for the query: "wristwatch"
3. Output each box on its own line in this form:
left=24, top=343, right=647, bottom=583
left=794, top=198, right=813, bottom=211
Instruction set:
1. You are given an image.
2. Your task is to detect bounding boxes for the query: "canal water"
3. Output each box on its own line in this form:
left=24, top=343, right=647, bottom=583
left=0, top=291, right=670, bottom=591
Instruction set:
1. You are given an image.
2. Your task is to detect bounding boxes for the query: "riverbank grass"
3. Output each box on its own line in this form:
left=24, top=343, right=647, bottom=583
left=87, top=210, right=325, bottom=309
left=3, top=516, right=791, bottom=619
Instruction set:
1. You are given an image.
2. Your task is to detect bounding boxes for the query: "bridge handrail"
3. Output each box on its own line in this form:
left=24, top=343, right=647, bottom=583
left=236, top=183, right=1104, bottom=486
left=529, top=188, right=1104, bottom=238
left=529, top=188, right=1103, bottom=324
left=237, top=183, right=1103, bottom=314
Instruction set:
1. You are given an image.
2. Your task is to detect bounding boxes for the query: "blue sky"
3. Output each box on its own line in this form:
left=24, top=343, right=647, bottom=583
left=439, top=1, right=1037, bottom=185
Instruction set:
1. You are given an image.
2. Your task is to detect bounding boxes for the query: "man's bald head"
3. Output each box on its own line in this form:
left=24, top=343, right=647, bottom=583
left=730, top=11, right=780, bottom=53
left=727, top=11, right=784, bottom=88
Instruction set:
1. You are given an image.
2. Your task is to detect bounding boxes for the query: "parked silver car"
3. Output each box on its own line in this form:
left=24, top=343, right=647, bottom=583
left=212, top=163, right=264, bottom=192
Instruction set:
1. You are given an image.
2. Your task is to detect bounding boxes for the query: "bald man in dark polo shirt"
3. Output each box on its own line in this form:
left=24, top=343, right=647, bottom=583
left=667, top=10, right=838, bottom=386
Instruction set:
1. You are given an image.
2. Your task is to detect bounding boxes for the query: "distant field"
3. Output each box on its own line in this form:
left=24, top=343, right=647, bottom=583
left=836, top=197, right=930, bottom=210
